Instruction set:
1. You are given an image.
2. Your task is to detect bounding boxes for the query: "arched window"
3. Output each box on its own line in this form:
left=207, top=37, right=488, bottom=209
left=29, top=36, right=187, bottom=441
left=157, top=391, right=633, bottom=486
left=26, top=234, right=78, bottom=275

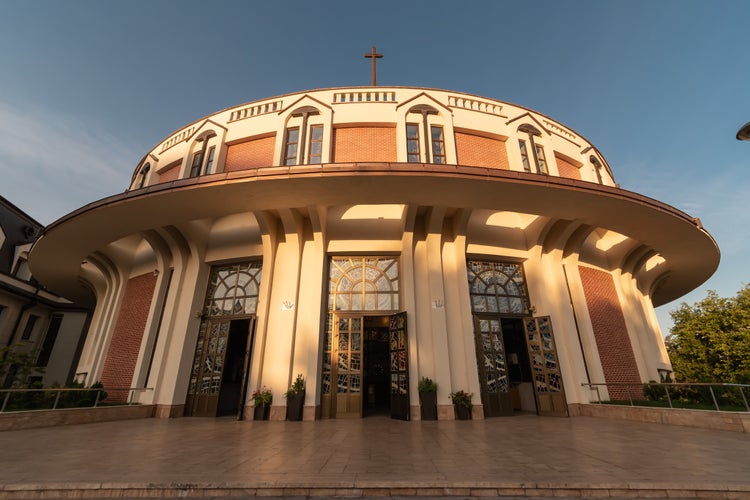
left=517, top=124, right=547, bottom=174
left=189, top=133, right=217, bottom=178
left=138, top=163, right=150, bottom=189
left=328, top=256, right=399, bottom=311
left=203, top=261, right=263, bottom=317
left=466, top=260, right=530, bottom=314
left=406, top=104, right=445, bottom=164
left=590, top=155, right=604, bottom=184
left=283, top=106, right=323, bottom=166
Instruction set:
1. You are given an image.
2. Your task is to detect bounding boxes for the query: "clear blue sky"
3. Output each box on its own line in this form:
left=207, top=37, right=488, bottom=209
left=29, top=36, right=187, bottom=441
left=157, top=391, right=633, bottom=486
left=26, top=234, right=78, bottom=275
left=1, top=0, right=748, bottom=334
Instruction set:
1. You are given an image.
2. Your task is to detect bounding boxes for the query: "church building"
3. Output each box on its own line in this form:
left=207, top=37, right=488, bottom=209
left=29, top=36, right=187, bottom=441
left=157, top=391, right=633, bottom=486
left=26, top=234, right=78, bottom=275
left=28, top=86, right=719, bottom=420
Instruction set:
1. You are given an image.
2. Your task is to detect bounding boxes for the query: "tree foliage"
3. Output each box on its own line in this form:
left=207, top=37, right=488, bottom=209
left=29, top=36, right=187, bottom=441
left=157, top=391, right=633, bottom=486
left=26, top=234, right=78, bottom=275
left=665, top=285, right=750, bottom=384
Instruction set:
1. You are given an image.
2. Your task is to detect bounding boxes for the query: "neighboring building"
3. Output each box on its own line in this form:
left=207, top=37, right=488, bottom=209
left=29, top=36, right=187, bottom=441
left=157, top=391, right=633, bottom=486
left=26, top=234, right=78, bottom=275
left=28, top=87, right=719, bottom=419
left=0, top=196, right=90, bottom=388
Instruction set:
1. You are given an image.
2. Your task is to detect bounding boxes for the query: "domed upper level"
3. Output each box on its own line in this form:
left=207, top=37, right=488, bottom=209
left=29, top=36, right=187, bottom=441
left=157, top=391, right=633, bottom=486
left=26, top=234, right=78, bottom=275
left=128, top=87, right=615, bottom=191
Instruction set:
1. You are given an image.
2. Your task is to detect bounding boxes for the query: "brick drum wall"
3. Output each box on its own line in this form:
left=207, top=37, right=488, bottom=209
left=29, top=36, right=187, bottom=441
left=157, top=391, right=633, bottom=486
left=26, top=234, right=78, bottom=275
left=225, top=136, right=276, bottom=171
left=100, top=272, right=158, bottom=402
left=578, top=266, right=642, bottom=400
left=555, top=155, right=581, bottom=180
left=157, top=162, right=182, bottom=183
left=455, top=132, right=509, bottom=169
left=332, top=127, right=397, bottom=163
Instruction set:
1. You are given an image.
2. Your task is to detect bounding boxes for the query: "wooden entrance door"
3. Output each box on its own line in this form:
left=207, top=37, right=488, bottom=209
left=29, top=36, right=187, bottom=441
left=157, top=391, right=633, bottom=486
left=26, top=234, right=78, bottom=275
left=523, top=316, right=568, bottom=417
left=185, top=317, right=255, bottom=417
left=473, top=315, right=513, bottom=417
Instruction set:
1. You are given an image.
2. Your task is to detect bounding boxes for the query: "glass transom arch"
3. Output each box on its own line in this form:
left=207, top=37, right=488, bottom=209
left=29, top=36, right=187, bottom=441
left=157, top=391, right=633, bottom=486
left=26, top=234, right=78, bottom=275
left=467, top=261, right=530, bottom=315
left=328, top=256, right=399, bottom=312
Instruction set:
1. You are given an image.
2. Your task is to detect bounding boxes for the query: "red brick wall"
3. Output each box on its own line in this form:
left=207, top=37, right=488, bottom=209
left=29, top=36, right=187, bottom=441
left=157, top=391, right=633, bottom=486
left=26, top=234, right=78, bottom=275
left=455, top=132, right=509, bottom=169
left=226, top=136, right=276, bottom=171
left=100, top=272, right=158, bottom=401
left=158, top=162, right=182, bottom=183
left=332, top=126, right=397, bottom=163
left=578, top=266, right=642, bottom=400
left=555, top=154, right=581, bottom=180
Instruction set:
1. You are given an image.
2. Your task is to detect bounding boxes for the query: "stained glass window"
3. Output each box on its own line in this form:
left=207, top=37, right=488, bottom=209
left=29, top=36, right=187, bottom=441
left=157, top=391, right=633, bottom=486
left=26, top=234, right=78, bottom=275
left=328, top=257, right=399, bottom=311
left=203, top=261, right=262, bottom=318
left=466, top=261, right=530, bottom=315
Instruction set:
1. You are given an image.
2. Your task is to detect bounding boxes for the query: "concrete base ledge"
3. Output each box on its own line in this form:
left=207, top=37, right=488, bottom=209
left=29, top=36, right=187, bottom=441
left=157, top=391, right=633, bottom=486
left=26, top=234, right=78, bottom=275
left=1, top=482, right=749, bottom=499
left=569, top=403, right=750, bottom=433
left=0, top=404, right=156, bottom=431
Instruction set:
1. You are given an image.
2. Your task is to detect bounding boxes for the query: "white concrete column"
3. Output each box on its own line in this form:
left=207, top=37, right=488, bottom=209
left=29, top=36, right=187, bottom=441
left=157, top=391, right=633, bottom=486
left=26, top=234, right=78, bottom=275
left=291, top=207, right=326, bottom=420
left=399, top=205, right=421, bottom=419
left=258, top=209, right=305, bottom=420
left=443, top=209, right=481, bottom=419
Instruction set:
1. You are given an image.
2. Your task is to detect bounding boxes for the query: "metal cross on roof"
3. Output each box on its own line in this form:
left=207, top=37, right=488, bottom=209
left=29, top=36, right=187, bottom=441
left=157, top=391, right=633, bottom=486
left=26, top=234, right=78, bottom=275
left=364, top=46, right=383, bottom=86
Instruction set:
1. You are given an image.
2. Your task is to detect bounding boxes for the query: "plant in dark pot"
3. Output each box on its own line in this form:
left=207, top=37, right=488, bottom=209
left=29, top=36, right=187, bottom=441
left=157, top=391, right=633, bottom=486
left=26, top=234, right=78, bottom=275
left=418, top=377, right=438, bottom=420
left=251, top=386, right=272, bottom=420
left=284, top=374, right=306, bottom=421
left=449, top=390, right=473, bottom=420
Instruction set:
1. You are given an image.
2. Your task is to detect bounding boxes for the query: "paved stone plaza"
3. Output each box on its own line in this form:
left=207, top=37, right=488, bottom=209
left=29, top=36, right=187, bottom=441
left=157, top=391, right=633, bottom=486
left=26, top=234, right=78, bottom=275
left=0, top=415, right=748, bottom=498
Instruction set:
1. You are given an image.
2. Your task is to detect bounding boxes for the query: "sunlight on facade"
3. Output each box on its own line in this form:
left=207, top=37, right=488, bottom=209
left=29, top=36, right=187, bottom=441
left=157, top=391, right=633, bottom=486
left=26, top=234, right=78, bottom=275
left=341, top=204, right=405, bottom=220
left=594, top=230, right=629, bottom=252
left=485, top=211, right=537, bottom=230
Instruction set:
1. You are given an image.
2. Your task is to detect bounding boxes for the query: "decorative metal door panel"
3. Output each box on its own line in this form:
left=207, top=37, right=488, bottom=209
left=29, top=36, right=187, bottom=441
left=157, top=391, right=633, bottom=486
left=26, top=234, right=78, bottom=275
left=389, top=311, right=409, bottom=420
left=473, top=315, right=513, bottom=417
left=321, top=314, right=363, bottom=418
left=186, top=320, right=230, bottom=417
left=235, top=317, right=256, bottom=421
left=523, top=316, right=568, bottom=417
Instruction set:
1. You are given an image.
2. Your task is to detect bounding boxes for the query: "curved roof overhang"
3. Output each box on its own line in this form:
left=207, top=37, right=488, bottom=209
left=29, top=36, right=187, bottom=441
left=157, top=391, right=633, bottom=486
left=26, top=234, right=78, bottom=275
left=29, top=163, right=719, bottom=307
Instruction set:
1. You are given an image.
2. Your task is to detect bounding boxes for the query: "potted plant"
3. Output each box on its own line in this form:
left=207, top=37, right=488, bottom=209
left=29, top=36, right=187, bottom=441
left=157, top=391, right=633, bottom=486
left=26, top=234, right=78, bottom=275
left=449, top=390, right=473, bottom=420
left=418, top=377, right=438, bottom=420
left=251, top=386, right=272, bottom=420
left=284, top=373, right=306, bottom=421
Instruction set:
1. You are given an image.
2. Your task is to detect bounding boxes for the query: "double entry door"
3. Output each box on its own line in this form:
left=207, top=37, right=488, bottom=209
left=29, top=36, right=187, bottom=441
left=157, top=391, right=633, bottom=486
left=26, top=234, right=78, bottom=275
left=185, top=317, right=256, bottom=418
left=473, top=315, right=567, bottom=417
left=322, top=312, right=409, bottom=420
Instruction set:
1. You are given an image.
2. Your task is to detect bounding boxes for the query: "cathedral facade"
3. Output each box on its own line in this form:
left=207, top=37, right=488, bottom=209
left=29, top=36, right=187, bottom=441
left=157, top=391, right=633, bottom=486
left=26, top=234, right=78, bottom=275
left=28, top=87, right=719, bottom=420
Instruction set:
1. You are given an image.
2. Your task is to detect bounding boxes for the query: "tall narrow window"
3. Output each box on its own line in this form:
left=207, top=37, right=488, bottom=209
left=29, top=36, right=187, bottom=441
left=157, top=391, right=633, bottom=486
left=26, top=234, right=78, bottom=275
left=189, top=150, right=204, bottom=177
left=430, top=126, right=445, bottom=164
left=37, top=314, right=63, bottom=367
left=590, top=155, right=603, bottom=184
left=138, top=163, right=150, bottom=189
left=203, top=146, right=215, bottom=175
left=519, top=140, right=531, bottom=173
left=308, top=125, right=323, bottom=164
left=406, top=124, right=420, bottom=163
left=535, top=145, right=547, bottom=174
left=21, top=315, right=39, bottom=340
left=284, top=127, right=300, bottom=165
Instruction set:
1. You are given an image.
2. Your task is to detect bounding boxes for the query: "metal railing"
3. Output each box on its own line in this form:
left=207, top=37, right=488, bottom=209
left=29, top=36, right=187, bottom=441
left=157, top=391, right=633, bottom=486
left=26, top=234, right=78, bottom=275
left=582, top=382, right=750, bottom=412
left=0, top=387, right=152, bottom=413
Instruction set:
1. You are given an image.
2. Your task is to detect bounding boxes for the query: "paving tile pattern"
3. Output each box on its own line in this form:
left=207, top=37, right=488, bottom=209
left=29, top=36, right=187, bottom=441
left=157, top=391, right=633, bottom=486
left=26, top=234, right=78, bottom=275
left=0, top=415, right=748, bottom=498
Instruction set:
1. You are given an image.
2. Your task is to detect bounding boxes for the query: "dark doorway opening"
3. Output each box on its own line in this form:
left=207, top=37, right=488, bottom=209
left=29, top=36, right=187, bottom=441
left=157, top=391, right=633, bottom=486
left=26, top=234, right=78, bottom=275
left=501, top=317, right=536, bottom=413
left=216, top=319, right=251, bottom=417
left=363, top=315, right=390, bottom=416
